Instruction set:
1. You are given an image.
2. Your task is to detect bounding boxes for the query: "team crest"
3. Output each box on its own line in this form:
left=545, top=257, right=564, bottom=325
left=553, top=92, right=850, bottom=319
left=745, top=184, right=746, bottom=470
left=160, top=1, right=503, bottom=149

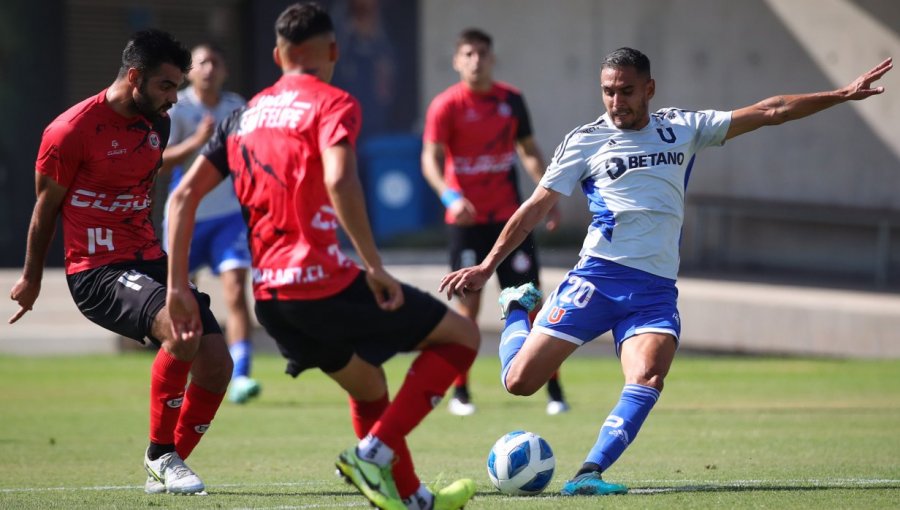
left=511, top=251, right=532, bottom=273
left=149, top=132, right=161, bottom=149
left=498, top=102, right=512, bottom=117
left=547, top=306, right=566, bottom=324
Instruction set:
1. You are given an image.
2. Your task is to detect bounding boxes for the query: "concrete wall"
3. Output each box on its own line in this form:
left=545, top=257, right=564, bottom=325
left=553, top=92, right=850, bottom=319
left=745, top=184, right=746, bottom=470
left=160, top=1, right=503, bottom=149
left=420, top=0, right=900, bottom=283
left=4, top=265, right=900, bottom=358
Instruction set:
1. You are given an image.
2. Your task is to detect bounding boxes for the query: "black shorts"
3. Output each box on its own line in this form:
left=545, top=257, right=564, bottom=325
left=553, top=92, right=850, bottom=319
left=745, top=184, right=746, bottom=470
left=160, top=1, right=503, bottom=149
left=449, top=223, right=541, bottom=288
left=255, top=272, right=447, bottom=376
left=66, top=257, right=221, bottom=346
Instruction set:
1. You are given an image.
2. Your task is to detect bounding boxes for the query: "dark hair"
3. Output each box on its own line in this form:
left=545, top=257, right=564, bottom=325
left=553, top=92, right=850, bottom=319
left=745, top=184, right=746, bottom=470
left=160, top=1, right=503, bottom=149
left=119, top=29, right=191, bottom=78
left=600, top=47, right=651, bottom=77
left=192, top=42, right=227, bottom=59
left=275, top=2, right=334, bottom=45
left=457, top=28, right=492, bottom=50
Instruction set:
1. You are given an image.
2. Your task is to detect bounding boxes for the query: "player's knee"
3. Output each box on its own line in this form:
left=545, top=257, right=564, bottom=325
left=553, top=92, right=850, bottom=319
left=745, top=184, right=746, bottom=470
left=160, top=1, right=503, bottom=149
left=446, top=309, right=481, bottom=351
left=159, top=336, right=202, bottom=361
left=625, top=370, right=666, bottom=392
left=504, top=368, right=541, bottom=397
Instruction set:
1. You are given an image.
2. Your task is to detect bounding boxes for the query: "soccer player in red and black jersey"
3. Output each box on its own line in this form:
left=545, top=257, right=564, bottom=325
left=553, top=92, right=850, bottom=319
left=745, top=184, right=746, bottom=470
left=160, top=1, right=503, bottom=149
left=422, top=28, right=569, bottom=416
left=165, top=4, right=479, bottom=510
left=8, top=30, right=231, bottom=495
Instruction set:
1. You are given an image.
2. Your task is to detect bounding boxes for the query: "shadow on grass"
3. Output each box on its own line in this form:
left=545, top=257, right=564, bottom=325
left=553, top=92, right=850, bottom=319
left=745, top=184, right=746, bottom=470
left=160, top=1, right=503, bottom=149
left=472, top=481, right=900, bottom=499
left=630, top=483, right=900, bottom=495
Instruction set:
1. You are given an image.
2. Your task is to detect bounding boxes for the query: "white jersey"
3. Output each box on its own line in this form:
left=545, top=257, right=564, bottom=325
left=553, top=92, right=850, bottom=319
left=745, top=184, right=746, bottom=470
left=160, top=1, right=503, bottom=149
left=166, top=87, right=246, bottom=221
left=541, top=108, right=731, bottom=279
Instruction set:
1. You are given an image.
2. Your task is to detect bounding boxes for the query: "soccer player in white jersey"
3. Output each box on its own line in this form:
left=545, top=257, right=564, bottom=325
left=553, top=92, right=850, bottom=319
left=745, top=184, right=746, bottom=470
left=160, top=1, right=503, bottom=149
left=441, top=47, right=892, bottom=496
left=161, top=43, right=260, bottom=404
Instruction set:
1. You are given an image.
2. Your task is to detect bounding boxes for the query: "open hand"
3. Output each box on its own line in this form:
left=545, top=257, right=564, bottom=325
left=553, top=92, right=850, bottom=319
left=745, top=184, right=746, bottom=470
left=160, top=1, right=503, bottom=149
left=842, top=57, right=892, bottom=100
left=439, top=265, right=491, bottom=300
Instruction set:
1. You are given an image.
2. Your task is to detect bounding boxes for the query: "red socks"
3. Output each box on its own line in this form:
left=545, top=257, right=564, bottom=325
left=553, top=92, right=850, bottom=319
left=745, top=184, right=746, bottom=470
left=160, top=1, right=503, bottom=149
left=149, top=349, right=225, bottom=461
left=349, top=395, right=419, bottom=499
left=149, top=350, right=191, bottom=446
left=370, top=343, right=476, bottom=449
left=175, top=382, right=226, bottom=460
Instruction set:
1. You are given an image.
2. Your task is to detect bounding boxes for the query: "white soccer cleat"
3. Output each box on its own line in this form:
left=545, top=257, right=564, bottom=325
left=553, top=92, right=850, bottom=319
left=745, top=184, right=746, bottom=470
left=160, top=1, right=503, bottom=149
left=546, top=400, right=571, bottom=416
left=498, top=283, right=543, bottom=320
left=447, top=397, right=476, bottom=416
left=144, top=475, right=166, bottom=494
left=143, top=450, right=205, bottom=494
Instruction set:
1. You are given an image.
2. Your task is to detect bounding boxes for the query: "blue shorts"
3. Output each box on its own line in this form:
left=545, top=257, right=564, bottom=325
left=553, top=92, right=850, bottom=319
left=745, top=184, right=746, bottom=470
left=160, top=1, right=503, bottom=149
left=533, top=256, right=680, bottom=355
left=177, top=212, right=251, bottom=275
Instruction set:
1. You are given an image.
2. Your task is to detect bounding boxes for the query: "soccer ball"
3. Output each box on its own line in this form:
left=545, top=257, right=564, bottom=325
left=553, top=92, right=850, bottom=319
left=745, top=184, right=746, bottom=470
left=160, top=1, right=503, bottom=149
left=486, top=430, right=555, bottom=495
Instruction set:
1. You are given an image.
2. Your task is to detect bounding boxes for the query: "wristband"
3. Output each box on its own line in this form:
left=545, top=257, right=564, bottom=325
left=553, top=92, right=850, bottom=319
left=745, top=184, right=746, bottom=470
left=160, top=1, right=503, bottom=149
left=440, top=189, right=463, bottom=208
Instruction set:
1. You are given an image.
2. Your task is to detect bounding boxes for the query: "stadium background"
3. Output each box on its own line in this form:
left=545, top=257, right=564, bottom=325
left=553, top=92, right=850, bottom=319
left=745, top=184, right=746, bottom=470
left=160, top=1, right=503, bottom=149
left=0, top=0, right=898, bottom=356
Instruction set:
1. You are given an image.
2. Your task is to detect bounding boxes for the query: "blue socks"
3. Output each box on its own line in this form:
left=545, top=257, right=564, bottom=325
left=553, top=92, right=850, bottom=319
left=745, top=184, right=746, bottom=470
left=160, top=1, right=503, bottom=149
left=586, top=384, right=660, bottom=471
left=229, top=339, right=253, bottom=379
left=499, top=306, right=530, bottom=391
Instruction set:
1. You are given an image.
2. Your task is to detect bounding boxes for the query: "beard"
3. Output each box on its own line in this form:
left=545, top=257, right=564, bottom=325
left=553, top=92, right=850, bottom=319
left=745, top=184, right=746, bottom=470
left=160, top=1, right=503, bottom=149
left=133, top=83, right=172, bottom=122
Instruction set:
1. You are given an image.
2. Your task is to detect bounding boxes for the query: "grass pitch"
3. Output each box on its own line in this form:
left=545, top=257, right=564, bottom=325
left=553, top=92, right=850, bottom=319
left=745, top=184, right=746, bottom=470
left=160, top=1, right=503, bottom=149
left=1, top=351, right=898, bottom=509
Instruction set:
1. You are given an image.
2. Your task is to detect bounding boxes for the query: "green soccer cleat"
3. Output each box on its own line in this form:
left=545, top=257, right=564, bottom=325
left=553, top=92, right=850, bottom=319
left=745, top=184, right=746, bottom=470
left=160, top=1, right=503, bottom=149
left=432, top=478, right=476, bottom=510
left=498, top=283, right=543, bottom=320
left=228, top=376, right=262, bottom=404
left=335, top=447, right=405, bottom=510
left=560, top=471, right=628, bottom=496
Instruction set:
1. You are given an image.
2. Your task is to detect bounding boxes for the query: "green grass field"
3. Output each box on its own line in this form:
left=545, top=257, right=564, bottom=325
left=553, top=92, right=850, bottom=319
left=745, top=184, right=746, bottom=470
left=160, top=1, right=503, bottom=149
left=1, top=352, right=898, bottom=509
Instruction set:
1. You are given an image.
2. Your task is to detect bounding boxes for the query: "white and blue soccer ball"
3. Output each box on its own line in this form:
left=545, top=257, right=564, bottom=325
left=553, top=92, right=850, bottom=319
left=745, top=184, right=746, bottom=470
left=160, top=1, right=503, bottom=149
left=486, top=430, right=555, bottom=495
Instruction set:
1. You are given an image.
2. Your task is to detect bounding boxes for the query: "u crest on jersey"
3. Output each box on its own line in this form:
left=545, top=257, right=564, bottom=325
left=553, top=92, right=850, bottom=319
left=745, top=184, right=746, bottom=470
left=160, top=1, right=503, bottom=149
left=656, top=127, right=676, bottom=143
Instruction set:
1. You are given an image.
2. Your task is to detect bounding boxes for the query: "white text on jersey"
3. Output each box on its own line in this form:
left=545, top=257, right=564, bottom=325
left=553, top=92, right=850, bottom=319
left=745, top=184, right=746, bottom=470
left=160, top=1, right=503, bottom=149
left=239, top=91, right=311, bottom=134
left=70, top=189, right=150, bottom=212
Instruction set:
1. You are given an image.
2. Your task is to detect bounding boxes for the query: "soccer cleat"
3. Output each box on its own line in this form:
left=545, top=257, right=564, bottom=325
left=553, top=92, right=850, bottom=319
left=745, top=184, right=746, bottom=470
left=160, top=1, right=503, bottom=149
left=144, top=475, right=166, bottom=494
left=447, top=397, right=476, bottom=416
left=143, top=449, right=205, bottom=495
left=560, top=471, right=628, bottom=496
left=498, top=283, right=542, bottom=320
left=335, top=446, right=405, bottom=510
left=228, top=376, right=261, bottom=404
left=432, top=478, right=476, bottom=510
left=546, top=399, right=571, bottom=415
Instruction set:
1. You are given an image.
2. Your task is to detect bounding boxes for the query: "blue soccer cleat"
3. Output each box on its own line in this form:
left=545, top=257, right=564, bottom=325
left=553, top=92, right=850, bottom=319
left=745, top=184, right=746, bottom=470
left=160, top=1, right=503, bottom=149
left=498, top=283, right=542, bottom=320
left=228, top=376, right=261, bottom=404
left=560, top=471, right=628, bottom=496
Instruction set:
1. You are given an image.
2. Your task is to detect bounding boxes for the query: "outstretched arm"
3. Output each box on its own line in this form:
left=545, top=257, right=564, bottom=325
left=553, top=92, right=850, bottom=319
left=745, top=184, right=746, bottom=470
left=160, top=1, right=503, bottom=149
left=439, top=185, right=561, bottom=298
left=726, top=57, right=892, bottom=140
left=8, top=174, right=67, bottom=323
left=516, top=135, right=560, bottom=231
